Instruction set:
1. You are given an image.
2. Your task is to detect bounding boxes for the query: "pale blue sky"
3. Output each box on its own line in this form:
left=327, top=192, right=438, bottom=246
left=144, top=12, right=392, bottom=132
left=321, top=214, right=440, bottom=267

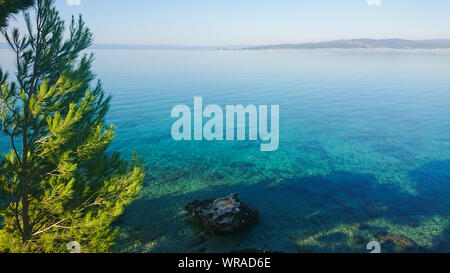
left=4, top=0, right=450, bottom=45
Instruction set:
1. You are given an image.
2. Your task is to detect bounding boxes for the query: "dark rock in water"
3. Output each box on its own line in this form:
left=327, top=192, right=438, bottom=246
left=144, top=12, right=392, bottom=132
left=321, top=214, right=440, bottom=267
left=203, top=172, right=224, bottom=181
left=375, top=232, right=416, bottom=252
left=126, top=225, right=163, bottom=243
left=185, top=236, right=207, bottom=248
left=351, top=234, right=366, bottom=245
left=229, top=162, right=255, bottom=169
left=186, top=193, right=260, bottom=235
left=159, top=167, right=188, bottom=182
left=359, top=223, right=370, bottom=230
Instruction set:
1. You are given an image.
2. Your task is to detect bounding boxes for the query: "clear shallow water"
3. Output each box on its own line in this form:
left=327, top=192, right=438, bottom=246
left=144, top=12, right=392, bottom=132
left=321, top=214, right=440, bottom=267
left=1, top=49, right=450, bottom=252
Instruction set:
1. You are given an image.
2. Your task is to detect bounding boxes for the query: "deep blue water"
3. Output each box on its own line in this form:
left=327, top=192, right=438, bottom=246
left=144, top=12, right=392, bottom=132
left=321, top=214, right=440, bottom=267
left=1, top=49, right=449, bottom=252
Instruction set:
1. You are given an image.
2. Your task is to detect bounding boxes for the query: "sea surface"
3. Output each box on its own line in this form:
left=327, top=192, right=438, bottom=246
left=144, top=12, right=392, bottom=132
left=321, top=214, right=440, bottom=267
left=1, top=49, right=449, bottom=252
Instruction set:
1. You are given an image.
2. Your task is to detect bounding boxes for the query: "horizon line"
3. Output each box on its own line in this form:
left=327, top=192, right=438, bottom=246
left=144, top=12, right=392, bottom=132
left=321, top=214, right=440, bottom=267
left=90, top=37, right=450, bottom=48
left=2, top=38, right=450, bottom=50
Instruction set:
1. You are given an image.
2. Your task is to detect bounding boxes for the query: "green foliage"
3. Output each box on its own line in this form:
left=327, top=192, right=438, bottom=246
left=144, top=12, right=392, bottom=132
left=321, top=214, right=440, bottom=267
left=0, top=0, right=35, bottom=29
left=0, top=0, right=145, bottom=253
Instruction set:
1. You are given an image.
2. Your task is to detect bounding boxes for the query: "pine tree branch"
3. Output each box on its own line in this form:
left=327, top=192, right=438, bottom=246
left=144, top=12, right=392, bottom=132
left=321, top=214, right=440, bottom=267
left=33, top=133, right=52, bottom=144
left=31, top=199, right=102, bottom=237
left=10, top=125, right=23, bottom=168
left=12, top=201, right=24, bottom=237
left=31, top=217, right=68, bottom=237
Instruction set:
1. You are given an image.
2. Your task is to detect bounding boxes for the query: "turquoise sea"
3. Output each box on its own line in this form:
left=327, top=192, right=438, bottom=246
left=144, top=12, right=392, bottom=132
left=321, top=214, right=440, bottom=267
left=1, top=49, right=449, bottom=252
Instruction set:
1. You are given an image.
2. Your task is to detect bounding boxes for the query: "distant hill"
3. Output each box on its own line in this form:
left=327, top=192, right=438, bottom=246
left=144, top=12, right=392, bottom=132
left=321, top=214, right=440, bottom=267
left=2, top=39, right=450, bottom=51
left=242, top=39, right=450, bottom=50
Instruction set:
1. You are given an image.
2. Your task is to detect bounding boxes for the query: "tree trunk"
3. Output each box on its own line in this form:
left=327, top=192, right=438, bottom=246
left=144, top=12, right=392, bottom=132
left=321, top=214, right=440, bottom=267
left=21, top=176, right=31, bottom=242
left=21, top=110, right=31, bottom=242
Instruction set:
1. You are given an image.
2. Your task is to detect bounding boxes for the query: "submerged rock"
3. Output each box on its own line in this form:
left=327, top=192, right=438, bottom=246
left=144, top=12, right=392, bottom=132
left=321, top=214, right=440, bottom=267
left=351, top=234, right=366, bottom=245
left=202, top=172, right=224, bottom=181
left=375, top=232, right=417, bottom=252
left=126, top=225, right=163, bottom=243
left=186, top=193, right=260, bottom=235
